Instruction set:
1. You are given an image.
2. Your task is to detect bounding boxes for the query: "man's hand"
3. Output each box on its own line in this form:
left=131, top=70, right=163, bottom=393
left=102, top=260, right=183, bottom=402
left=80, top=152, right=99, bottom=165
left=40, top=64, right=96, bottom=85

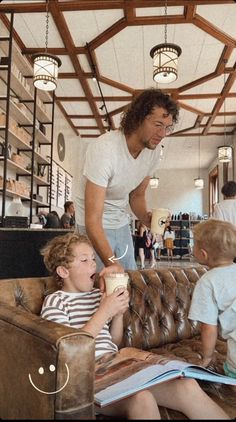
left=142, top=211, right=152, bottom=229
left=99, top=263, right=124, bottom=292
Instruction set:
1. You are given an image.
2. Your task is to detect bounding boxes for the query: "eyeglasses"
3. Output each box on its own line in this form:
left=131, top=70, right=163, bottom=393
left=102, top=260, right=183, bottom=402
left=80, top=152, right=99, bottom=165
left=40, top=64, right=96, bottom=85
left=146, top=118, right=174, bottom=135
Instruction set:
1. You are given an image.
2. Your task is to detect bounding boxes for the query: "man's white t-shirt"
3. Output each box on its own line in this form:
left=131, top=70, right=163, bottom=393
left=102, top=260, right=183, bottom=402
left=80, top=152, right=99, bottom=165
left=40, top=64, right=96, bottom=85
left=77, top=130, right=160, bottom=229
left=213, top=199, right=236, bottom=226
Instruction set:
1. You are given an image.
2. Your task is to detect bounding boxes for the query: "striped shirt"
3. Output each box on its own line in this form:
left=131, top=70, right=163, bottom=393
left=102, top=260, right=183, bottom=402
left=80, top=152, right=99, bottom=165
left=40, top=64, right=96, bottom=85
left=40, top=288, right=118, bottom=358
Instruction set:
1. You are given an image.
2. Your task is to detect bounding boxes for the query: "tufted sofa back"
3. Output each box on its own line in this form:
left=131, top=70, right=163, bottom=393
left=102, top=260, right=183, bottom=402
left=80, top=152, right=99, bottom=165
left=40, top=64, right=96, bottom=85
left=0, top=266, right=206, bottom=351
left=124, top=266, right=207, bottom=350
left=0, top=276, right=57, bottom=315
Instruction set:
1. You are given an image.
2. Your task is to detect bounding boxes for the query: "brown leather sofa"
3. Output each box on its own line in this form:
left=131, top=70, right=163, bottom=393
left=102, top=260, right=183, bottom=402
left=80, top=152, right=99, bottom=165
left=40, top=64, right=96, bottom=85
left=0, top=266, right=235, bottom=420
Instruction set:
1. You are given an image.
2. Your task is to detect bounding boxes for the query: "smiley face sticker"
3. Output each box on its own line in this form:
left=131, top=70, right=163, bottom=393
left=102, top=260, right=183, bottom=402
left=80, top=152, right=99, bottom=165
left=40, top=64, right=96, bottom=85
left=29, top=363, right=69, bottom=395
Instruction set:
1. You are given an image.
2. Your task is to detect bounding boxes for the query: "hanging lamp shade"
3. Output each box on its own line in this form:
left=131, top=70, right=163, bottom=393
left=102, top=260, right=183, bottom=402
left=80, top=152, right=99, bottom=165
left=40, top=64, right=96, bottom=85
left=150, top=177, right=159, bottom=188
left=194, top=178, right=204, bottom=190
left=150, top=43, right=182, bottom=84
left=33, top=53, right=61, bottom=91
left=218, top=145, right=232, bottom=163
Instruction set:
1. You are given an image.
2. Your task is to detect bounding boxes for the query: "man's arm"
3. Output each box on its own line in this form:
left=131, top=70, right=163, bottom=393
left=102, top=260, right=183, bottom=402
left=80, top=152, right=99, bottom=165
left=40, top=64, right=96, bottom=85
left=129, top=176, right=152, bottom=227
left=200, top=322, right=218, bottom=366
left=85, top=179, right=123, bottom=272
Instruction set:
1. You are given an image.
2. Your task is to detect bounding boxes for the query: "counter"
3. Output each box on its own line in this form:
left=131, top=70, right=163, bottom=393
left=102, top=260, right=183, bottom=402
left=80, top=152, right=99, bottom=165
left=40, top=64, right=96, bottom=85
left=0, top=228, right=72, bottom=279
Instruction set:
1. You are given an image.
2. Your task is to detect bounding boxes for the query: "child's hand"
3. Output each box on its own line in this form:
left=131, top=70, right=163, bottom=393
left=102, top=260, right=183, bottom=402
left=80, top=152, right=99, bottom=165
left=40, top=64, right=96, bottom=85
left=201, top=356, right=212, bottom=367
left=99, top=288, right=129, bottom=319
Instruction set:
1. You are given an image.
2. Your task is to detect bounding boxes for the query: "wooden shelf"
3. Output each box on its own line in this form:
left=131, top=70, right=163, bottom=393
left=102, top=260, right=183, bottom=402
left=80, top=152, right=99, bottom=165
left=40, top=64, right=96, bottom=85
left=0, top=157, right=30, bottom=175
left=33, top=174, right=50, bottom=187
left=0, top=24, right=53, bottom=220
left=0, top=188, right=49, bottom=206
left=0, top=100, right=51, bottom=144
left=0, top=126, right=31, bottom=151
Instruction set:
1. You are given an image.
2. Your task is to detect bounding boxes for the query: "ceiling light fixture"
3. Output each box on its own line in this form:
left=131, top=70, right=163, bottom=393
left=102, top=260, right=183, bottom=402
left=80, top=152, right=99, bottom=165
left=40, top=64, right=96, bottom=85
left=150, top=0, right=182, bottom=84
left=218, top=60, right=232, bottom=163
left=33, top=0, right=61, bottom=91
left=194, top=128, right=204, bottom=189
left=149, top=176, right=159, bottom=189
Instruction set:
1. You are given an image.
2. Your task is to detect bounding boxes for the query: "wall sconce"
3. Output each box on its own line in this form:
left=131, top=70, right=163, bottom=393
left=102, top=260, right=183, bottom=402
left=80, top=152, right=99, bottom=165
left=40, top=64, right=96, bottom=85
left=33, top=0, right=61, bottom=91
left=150, top=0, right=181, bottom=84
left=150, top=177, right=159, bottom=188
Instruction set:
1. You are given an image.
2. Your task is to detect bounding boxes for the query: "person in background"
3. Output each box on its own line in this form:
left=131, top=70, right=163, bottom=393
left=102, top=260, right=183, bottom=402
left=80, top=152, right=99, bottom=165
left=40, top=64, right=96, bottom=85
left=188, top=219, right=236, bottom=392
left=213, top=180, right=236, bottom=226
left=135, top=223, right=156, bottom=269
left=152, top=233, right=163, bottom=261
left=77, top=89, right=179, bottom=279
left=146, top=229, right=157, bottom=268
left=136, top=222, right=147, bottom=269
left=163, top=225, right=175, bottom=261
left=40, top=232, right=229, bottom=420
left=60, top=201, right=75, bottom=229
left=44, top=210, right=61, bottom=229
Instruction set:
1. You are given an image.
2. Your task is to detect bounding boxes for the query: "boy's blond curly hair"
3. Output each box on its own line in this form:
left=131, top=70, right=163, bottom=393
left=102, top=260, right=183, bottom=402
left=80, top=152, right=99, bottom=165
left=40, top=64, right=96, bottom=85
left=193, top=219, right=236, bottom=263
left=40, top=232, right=92, bottom=283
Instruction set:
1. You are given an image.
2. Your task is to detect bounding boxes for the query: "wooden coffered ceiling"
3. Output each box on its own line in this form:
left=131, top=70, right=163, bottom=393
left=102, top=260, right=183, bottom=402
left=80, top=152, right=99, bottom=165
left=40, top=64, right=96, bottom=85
left=0, top=0, right=236, bottom=169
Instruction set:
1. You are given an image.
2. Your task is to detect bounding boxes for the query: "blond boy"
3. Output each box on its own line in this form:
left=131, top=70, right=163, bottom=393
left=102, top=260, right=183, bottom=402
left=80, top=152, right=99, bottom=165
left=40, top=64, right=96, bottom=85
left=41, top=232, right=229, bottom=419
left=189, top=219, right=236, bottom=388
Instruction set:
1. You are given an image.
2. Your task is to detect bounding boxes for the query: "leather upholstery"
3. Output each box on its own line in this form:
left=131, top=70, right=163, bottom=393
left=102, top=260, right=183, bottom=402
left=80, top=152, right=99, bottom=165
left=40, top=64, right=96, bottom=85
left=0, top=267, right=235, bottom=419
left=0, top=277, right=95, bottom=420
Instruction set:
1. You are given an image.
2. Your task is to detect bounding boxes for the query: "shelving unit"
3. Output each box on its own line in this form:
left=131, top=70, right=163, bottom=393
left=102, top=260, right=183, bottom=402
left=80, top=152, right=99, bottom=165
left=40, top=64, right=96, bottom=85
left=170, top=219, right=201, bottom=258
left=0, top=12, right=55, bottom=225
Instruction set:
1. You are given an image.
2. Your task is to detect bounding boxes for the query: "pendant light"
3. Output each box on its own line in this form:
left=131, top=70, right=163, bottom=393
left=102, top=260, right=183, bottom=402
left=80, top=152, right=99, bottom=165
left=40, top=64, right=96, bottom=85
left=218, top=60, right=232, bottom=163
left=150, top=176, right=159, bottom=188
left=150, top=0, right=182, bottom=84
left=194, top=129, right=204, bottom=189
left=33, top=0, right=61, bottom=91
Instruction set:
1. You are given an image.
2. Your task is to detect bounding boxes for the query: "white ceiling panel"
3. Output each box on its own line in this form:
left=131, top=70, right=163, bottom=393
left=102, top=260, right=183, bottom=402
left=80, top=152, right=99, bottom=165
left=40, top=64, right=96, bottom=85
left=13, top=13, right=64, bottom=48
left=197, top=4, right=236, bottom=39
left=63, top=9, right=124, bottom=45
left=62, top=101, right=92, bottom=115
left=56, top=79, right=84, bottom=97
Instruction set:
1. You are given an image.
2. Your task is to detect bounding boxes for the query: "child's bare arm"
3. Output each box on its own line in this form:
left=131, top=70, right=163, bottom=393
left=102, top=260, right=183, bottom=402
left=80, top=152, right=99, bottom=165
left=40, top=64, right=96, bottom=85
left=200, top=322, right=218, bottom=366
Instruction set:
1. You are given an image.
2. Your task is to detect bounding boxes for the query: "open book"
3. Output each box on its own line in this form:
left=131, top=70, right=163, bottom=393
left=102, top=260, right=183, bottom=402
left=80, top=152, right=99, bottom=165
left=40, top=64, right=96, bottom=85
left=94, top=347, right=236, bottom=408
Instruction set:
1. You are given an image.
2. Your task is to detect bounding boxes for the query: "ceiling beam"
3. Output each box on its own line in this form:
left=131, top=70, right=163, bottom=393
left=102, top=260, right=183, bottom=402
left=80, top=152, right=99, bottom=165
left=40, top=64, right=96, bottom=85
left=0, top=1, right=234, bottom=14
left=49, top=0, right=105, bottom=133
left=203, top=65, right=236, bottom=134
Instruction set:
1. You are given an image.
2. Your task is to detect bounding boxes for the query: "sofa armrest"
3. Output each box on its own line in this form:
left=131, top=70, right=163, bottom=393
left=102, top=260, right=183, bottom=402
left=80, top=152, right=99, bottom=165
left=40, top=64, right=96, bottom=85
left=0, top=303, right=95, bottom=420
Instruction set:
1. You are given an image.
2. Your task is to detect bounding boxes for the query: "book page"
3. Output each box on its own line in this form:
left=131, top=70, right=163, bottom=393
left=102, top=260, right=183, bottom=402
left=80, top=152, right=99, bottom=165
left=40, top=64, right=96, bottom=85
left=95, top=347, right=173, bottom=394
left=94, top=347, right=236, bottom=407
left=95, top=364, right=179, bottom=407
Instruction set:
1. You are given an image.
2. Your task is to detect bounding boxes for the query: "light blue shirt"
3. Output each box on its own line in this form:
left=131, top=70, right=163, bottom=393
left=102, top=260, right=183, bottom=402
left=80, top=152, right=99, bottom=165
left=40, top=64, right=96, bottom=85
left=189, top=264, right=236, bottom=371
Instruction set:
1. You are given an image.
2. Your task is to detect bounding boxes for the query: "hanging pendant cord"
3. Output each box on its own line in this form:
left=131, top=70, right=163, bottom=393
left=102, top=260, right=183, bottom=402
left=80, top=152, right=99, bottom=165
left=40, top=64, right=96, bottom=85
left=45, top=0, right=49, bottom=52
left=164, top=0, right=167, bottom=44
left=223, top=59, right=227, bottom=146
left=198, top=131, right=201, bottom=178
